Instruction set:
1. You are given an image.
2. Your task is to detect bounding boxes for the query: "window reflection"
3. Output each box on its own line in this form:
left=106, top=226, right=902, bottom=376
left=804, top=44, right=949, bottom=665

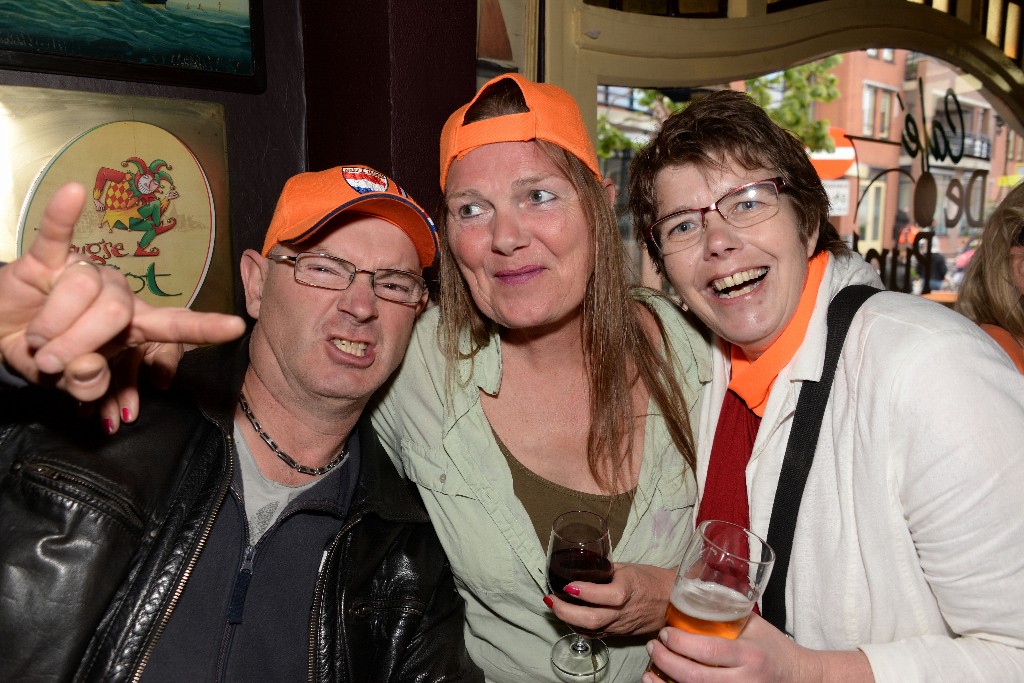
left=597, top=49, right=1023, bottom=294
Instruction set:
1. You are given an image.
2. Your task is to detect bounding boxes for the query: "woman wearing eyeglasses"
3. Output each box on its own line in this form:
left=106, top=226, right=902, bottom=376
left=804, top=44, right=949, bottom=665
left=629, top=90, right=1024, bottom=682
left=956, top=182, right=1024, bottom=373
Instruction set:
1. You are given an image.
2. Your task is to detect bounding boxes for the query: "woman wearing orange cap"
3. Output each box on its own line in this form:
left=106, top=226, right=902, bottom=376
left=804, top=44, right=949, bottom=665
left=956, top=182, right=1024, bottom=373
left=372, top=74, right=708, bottom=681
left=628, top=90, right=1024, bottom=682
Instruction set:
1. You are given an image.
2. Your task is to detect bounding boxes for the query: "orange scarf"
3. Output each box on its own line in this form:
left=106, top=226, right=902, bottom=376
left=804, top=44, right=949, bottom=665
left=728, top=252, right=830, bottom=417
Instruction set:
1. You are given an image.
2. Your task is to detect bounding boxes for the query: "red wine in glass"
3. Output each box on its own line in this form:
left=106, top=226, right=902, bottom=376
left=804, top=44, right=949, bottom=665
left=548, top=547, right=614, bottom=606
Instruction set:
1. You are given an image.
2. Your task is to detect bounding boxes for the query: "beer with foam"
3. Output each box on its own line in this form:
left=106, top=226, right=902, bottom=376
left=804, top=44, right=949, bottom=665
left=665, top=579, right=753, bottom=639
left=646, top=521, right=775, bottom=681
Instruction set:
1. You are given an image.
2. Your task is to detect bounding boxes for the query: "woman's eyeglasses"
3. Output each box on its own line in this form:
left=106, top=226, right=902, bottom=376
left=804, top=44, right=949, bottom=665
left=646, top=177, right=786, bottom=256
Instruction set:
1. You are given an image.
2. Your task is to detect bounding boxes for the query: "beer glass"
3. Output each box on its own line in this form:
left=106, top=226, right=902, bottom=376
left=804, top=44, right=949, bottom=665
left=666, top=520, right=774, bottom=638
left=648, top=520, right=774, bottom=681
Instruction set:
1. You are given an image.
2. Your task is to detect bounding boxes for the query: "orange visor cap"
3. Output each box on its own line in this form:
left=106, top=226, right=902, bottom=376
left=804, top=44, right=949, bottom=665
left=439, top=73, right=601, bottom=190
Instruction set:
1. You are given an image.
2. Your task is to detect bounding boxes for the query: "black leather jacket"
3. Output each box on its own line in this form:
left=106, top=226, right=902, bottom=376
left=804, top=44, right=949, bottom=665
left=0, top=339, right=482, bottom=682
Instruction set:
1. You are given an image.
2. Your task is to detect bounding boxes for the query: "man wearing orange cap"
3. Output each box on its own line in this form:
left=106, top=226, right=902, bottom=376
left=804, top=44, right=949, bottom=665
left=0, top=166, right=481, bottom=682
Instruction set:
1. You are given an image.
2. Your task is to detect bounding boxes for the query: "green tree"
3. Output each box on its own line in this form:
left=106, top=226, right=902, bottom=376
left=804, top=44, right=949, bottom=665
left=594, top=91, right=681, bottom=162
left=635, top=89, right=686, bottom=122
left=596, top=114, right=641, bottom=160
left=746, top=55, right=843, bottom=152
left=595, top=56, right=842, bottom=162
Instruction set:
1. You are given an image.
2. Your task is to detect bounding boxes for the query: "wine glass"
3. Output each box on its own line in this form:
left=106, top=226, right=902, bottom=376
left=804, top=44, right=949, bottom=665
left=647, top=520, right=775, bottom=682
left=547, top=510, right=614, bottom=682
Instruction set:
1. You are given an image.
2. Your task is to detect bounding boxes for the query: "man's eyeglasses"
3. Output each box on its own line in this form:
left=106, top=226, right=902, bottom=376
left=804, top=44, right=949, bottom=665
left=646, top=177, right=786, bottom=256
left=268, top=252, right=426, bottom=304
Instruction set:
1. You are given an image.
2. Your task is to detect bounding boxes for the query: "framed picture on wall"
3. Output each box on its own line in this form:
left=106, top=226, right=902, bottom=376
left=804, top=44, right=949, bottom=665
left=0, top=84, right=235, bottom=314
left=0, top=0, right=266, bottom=93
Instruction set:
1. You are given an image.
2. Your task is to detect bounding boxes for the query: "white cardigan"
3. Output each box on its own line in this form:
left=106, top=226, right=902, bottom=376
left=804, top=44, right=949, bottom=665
left=694, top=254, right=1024, bottom=682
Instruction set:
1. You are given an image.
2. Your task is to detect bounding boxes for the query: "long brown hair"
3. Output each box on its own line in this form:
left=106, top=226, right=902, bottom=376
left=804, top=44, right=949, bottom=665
left=956, top=183, right=1024, bottom=341
left=437, top=78, right=696, bottom=490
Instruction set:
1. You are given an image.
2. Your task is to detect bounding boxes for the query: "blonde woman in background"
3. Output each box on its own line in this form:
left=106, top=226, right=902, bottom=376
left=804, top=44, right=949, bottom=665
left=956, top=183, right=1024, bottom=372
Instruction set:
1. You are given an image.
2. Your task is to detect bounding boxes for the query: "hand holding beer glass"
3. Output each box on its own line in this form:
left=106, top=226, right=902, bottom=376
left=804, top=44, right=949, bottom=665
left=648, top=520, right=774, bottom=680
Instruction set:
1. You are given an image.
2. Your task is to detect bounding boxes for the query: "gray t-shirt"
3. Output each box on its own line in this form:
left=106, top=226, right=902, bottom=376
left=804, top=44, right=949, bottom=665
left=234, top=422, right=329, bottom=543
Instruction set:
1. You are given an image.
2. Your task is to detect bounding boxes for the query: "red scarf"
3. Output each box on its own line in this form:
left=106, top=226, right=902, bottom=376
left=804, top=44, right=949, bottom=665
left=697, top=253, right=830, bottom=529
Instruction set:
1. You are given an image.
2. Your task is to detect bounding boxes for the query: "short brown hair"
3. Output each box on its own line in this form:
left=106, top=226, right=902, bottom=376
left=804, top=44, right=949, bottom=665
left=627, top=89, right=848, bottom=272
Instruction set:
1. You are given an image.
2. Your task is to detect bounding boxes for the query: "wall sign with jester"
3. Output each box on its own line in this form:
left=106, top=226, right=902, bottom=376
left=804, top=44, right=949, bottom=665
left=18, top=120, right=218, bottom=309
left=93, top=157, right=180, bottom=257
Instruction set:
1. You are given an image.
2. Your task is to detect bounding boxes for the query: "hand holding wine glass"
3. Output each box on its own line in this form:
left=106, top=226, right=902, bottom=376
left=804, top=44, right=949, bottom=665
left=547, top=510, right=614, bottom=682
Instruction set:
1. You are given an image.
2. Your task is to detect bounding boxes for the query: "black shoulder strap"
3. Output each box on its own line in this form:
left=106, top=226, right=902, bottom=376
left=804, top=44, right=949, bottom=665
left=760, top=284, right=879, bottom=632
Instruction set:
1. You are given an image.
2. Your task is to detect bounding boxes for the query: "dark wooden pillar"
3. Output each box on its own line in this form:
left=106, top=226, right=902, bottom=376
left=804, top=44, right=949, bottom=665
left=301, top=0, right=477, bottom=212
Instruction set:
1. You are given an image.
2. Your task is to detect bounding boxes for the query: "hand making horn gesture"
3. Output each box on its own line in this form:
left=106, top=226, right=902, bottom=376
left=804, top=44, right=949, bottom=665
left=0, top=182, right=245, bottom=404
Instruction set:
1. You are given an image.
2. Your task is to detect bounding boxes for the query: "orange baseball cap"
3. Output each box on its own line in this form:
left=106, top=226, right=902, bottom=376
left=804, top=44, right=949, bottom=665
left=261, top=165, right=438, bottom=269
left=439, top=73, right=601, bottom=189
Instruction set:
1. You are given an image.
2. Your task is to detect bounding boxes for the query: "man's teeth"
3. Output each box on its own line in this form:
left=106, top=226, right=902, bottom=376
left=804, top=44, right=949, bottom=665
left=712, top=267, right=768, bottom=298
left=332, top=338, right=368, bottom=357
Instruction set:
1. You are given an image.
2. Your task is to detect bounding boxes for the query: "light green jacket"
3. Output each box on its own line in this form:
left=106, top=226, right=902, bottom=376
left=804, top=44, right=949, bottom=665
left=371, top=289, right=711, bottom=682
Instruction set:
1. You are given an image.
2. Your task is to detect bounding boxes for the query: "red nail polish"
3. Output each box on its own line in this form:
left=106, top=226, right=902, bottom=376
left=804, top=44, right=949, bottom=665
left=543, top=595, right=553, bottom=608
left=564, top=585, right=581, bottom=597
left=122, top=407, right=131, bottom=423
left=103, top=419, right=114, bottom=435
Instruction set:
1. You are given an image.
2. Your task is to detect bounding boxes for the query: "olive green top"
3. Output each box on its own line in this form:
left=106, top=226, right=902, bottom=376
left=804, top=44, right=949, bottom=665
left=373, top=288, right=712, bottom=682
left=492, top=426, right=634, bottom=555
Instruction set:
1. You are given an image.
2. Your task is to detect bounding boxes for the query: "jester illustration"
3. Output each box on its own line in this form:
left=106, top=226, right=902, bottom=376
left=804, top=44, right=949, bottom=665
left=93, top=157, right=179, bottom=257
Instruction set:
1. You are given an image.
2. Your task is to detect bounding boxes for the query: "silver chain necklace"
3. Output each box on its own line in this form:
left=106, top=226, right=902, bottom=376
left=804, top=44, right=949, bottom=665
left=238, top=392, right=349, bottom=477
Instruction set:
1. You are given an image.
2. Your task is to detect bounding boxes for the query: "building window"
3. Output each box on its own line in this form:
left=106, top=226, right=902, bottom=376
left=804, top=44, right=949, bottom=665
left=962, top=106, right=975, bottom=134
left=862, top=85, right=897, bottom=138
left=862, top=85, right=877, bottom=135
left=1008, top=130, right=1016, bottom=161
left=866, top=48, right=879, bottom=58
left=878, top=91, right=892, bottom=138
left=858, top=179, right=884, bottom=244
left=597, top=84, right=639, bottom=110
left=882, top=48, right=895, bottom=62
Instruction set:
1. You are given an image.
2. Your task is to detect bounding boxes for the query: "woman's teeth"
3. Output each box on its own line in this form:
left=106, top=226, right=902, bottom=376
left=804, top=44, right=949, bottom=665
left=332, top=338, right=368, bottom=357
left=712, top=267, right=768, bottom=298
